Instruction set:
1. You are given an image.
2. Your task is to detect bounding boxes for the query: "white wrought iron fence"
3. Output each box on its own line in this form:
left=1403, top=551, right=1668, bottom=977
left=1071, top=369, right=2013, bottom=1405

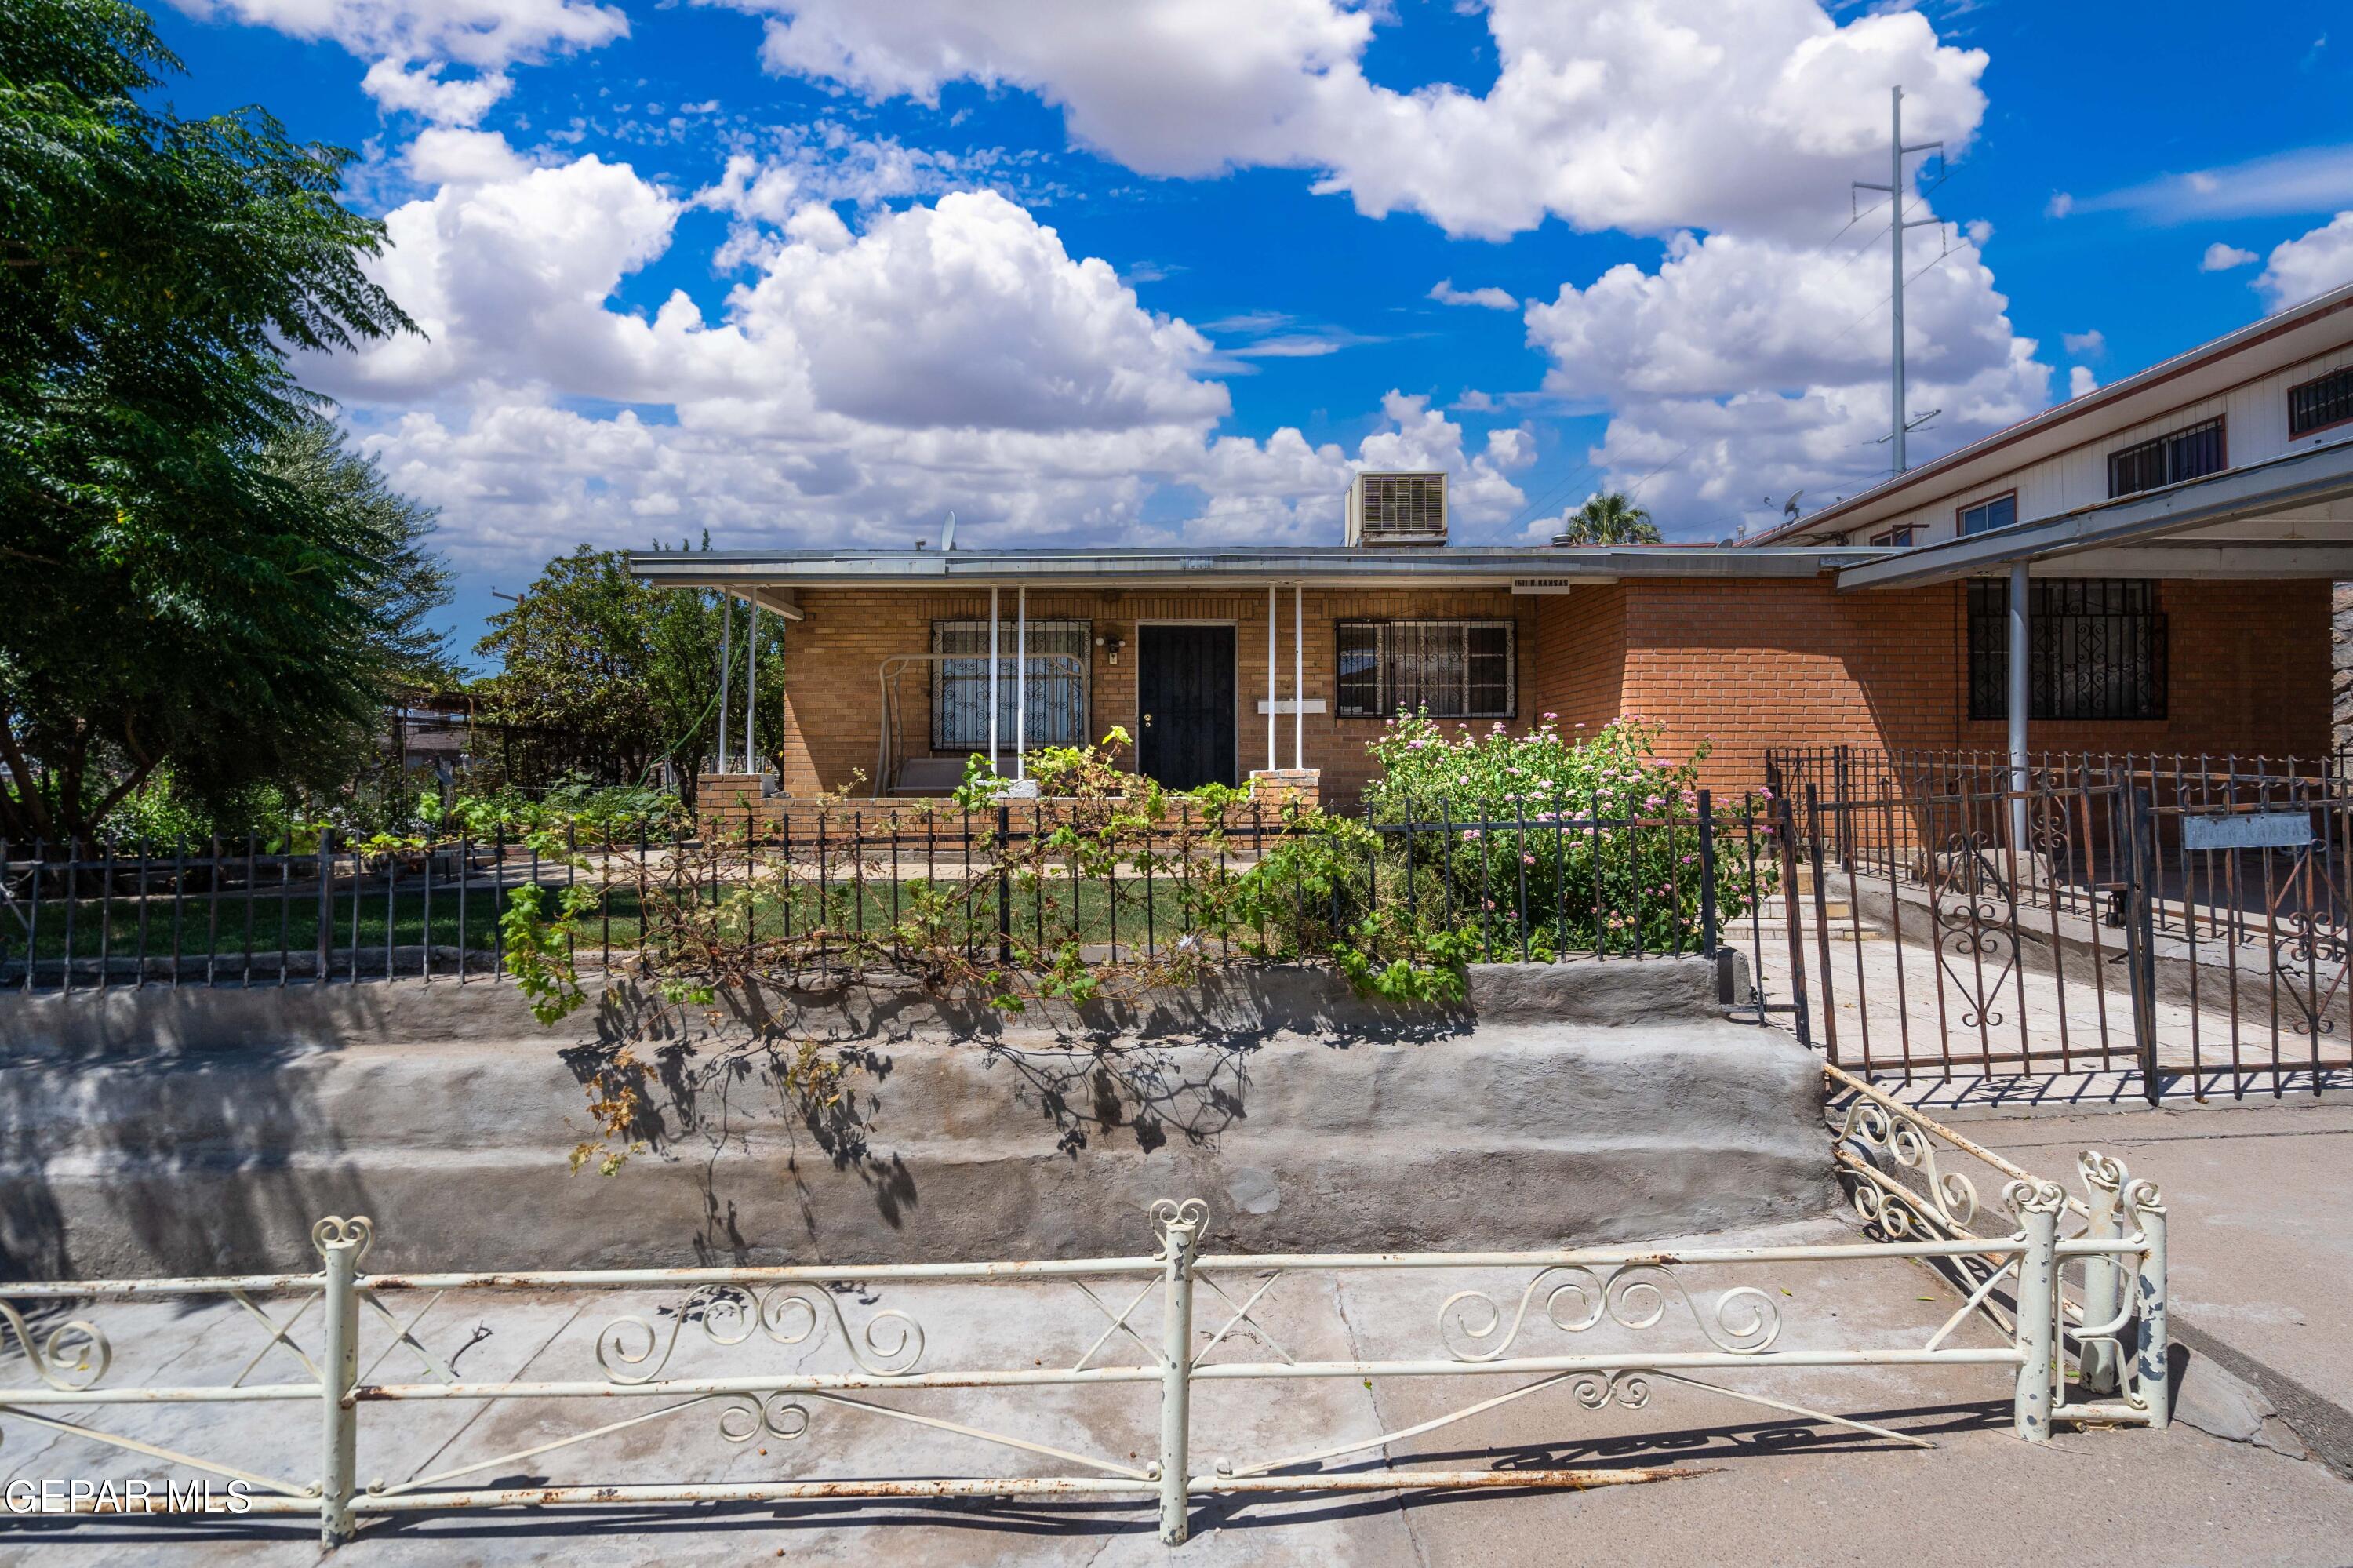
left=0, top=1098, right=2166, bottom=1548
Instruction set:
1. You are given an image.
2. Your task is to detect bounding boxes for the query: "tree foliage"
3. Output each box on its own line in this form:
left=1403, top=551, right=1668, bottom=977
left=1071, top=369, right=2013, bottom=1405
left=473, top=544, right=784, bottom=799
left=0, top=0, right=422, bottom=842
left=1552, top=491, right=1662, bottom=547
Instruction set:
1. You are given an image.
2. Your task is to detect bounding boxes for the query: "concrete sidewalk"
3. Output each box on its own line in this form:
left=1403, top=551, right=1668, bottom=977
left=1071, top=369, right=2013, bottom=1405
left=4, top=1202, right=2351, bottom=1567
left=1958, top=1096, right=2353, bottom=1475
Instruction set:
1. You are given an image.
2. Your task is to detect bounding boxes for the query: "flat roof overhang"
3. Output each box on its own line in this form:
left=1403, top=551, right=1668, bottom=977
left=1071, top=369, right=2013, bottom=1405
left=1832, top=439, right=2353, bottom=591
left=627, top=544, right=1884, bottom=590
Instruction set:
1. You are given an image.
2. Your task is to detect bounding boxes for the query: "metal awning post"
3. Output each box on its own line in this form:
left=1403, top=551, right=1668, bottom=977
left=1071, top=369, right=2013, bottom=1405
left=1015, top=586, right=1027, bottom=781
left=744, top=595, right=760, bottom=777
left=988, top=584, right=1000, bottom=777
left=2009, top=562, right=2030, bottom=853
left=1293, top=583, right=1304, bottom=772
left=716, top=586, right=733, bottom=774
left=1266, top=583, right=1277, bottom=773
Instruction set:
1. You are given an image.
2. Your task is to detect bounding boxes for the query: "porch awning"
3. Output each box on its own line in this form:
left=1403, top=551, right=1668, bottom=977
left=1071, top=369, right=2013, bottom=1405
left=1834, top=438, right=2353, bottom=590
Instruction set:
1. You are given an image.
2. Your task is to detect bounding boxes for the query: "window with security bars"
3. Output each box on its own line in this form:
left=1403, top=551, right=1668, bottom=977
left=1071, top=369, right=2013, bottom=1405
left=1967, top=580, right=2166, bottom=722
left=2107, top=417, right=2224, bottom=497
left=930, top=620, right=1090, bottom=752
left=1336, top=620, right=1515, bottom=718
left=2289, top=366, right=2353, bottom=438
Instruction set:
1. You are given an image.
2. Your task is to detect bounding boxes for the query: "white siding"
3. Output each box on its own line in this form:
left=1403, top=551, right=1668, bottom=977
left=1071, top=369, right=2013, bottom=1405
left=1816, top=342, right=2353, bottom=548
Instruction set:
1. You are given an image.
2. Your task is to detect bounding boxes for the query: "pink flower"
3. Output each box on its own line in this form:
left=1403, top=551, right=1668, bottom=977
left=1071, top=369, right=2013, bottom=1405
left=1522, top=854, right=1537, bottom=865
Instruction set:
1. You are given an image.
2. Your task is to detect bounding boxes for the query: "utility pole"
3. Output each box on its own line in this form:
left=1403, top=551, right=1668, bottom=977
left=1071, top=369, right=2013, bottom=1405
left=1852, top=86, right=1945, bottom=475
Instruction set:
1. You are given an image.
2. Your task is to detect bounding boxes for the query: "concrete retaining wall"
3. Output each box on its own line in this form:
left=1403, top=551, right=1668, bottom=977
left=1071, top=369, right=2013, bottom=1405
left=0, top=959, right=1828, bottom=1279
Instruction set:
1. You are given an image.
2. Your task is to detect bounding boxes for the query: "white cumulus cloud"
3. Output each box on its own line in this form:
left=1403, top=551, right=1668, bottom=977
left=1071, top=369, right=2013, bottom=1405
left=169, top=0, right=628, bottom=122
left=2201, top=242, right=2259, bottom=272
left=304, top=141, right=1527, bottom=571
left=715, top=0, right=1988, bottom=241
left=1521, top=221, right=2049, bottom=535
left=1430, top=279, right=1518, bottom=310
left=2257, top=212, right=2353, bottom=308
left=360, top=59, right=512, bottom=125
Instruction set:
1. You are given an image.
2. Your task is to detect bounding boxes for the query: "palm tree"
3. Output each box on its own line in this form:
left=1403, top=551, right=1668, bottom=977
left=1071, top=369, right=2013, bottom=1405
left=1553, top=492, right=1663, bottom=546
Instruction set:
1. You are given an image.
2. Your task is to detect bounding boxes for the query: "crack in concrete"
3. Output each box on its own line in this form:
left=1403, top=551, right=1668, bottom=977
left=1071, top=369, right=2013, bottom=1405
left=2169, top=1314, right=2353, bottom=1486
left=1331, top=1271, right=1431, bottom=1568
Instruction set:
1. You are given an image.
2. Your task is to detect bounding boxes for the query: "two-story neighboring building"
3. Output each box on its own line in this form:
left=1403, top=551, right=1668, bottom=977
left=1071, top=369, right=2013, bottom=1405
left=1736, top=277, right=2353, bottom=781
left=628, top=282, right=2353, bottom=804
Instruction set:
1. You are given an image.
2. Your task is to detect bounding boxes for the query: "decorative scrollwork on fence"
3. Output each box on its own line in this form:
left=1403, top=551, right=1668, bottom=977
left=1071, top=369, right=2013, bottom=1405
left=1929, top=831, right=2018, bottom=1031
left=717, top=1392, right=813, bottom=1443
left=1570, top=1370, right=1651, bottom=1410
left=2270, top=907, right=2350, bottom=1039
left=1438, top=1264, right=1780, bottom=1363
left=596, top=1285, right=925, bottom=1386
left=1836, top=1099, right=1984, bottom=1239
left=311, top=1215, right=375, bottom=1263
left=2004, top=1177, right=2068, bottom=1220
left=1151, top=1199, right=1210, bottom=1238
left=0, top=1299, right=111, bottom=1392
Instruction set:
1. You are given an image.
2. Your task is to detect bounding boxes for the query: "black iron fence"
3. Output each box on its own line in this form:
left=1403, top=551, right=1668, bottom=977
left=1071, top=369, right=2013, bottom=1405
left=1758, top=748, right=2353, bottom=1097
left=2, top=796, right=1790, bottom=994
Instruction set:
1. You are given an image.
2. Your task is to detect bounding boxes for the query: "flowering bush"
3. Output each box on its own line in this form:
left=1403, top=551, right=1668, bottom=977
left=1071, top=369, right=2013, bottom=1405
left=1360, top=713, right=1770, bottom=955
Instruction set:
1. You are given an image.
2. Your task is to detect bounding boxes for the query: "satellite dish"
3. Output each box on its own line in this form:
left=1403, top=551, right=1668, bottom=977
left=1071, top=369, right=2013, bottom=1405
left=940, top=511, right=958, bottom=551
left=1782, top=491, right=1804, bottom=521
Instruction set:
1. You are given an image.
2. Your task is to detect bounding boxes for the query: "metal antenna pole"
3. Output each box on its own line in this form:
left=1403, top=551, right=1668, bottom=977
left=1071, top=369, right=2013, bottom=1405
left=1851, top=85, right=1946, bottom=477
left=1889, top=86, right=1906, bottom=475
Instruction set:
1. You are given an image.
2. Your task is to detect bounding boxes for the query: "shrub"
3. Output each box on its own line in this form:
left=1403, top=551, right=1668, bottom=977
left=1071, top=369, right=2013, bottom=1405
left=1360, top=713, right=1768, bottom=954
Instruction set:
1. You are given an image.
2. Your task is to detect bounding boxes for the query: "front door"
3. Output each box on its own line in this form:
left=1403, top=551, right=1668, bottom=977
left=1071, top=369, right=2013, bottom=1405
left=1136, top=625, right=1235, bottom=789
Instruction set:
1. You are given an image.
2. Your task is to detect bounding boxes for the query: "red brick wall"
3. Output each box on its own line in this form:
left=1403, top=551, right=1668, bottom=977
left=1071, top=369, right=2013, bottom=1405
left=770, top=586, right=1540, bottom=803
left=764, top=576, right=2329, bottom=802
left=1561, top=576, right=2329, bottom=791
left=1529, top=586, right=1624, bottom=738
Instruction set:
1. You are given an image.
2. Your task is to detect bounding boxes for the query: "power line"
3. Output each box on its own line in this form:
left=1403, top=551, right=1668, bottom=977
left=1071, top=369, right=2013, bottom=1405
left=1503, top=453, right=1602, bottom=535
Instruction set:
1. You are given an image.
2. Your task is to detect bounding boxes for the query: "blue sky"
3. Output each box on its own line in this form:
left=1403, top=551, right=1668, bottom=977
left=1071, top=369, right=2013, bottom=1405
left=145, top=0, right=2353, bottom=666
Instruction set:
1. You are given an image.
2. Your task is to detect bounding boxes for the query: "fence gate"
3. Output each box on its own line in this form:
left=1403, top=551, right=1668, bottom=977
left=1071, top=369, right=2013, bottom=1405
left=1756, top=748, right=2353, bottom=1098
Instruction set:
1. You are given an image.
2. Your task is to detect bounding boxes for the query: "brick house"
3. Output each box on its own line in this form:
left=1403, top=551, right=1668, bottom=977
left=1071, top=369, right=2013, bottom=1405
left=629, top=282, right=2353, bottom=806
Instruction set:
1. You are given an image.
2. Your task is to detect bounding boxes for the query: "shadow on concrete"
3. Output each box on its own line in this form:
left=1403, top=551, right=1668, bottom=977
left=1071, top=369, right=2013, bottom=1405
left=4, top=1400, right=2007, bottom=1552
left=0, top=1024, right=373, bottom=1282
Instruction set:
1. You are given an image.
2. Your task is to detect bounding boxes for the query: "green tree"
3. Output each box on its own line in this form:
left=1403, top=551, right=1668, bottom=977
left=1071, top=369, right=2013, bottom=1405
left=0, top=0, right=417, bottom=842
left=475, top=544, right=785, bottom=802
left=261, top=421, right=458, bottom=694
left=1553, top=492, right=1663, bottom=546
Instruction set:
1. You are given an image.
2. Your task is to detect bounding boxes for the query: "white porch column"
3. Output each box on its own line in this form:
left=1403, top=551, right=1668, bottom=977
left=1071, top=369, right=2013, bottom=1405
left=1015, top=585, right=1027, bottom=780
left=1266, top=583, right=1278, bottom=773
left=1293, top=582, right=1304, bottom=771
left=2009, top=561, right=2030, bottom=851
left=988, top=584, right=1000, bottom=774
left=716, top=585, right=733, bottom=773
left=744, top=593, right=759, bottom=776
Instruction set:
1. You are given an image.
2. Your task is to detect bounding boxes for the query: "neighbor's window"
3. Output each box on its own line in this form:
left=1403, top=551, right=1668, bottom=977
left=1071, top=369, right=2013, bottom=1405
left=1967, top=579, right=2166, bottom=722
left=931, top=620, right=1090, bottom=752
left=1336, top=620, right=1515, bottom=719
left=1958, top=495, right=2016, bottom=536
left=2289, top=366, right=2353, bottom=438
left=1869, top=525, right=1918, bottom=546
left=2108, top=417, right=2225, bottom=497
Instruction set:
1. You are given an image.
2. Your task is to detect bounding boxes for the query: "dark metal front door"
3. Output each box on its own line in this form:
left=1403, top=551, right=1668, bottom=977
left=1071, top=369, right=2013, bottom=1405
left=1136, top=625, right=1235, bottom=790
